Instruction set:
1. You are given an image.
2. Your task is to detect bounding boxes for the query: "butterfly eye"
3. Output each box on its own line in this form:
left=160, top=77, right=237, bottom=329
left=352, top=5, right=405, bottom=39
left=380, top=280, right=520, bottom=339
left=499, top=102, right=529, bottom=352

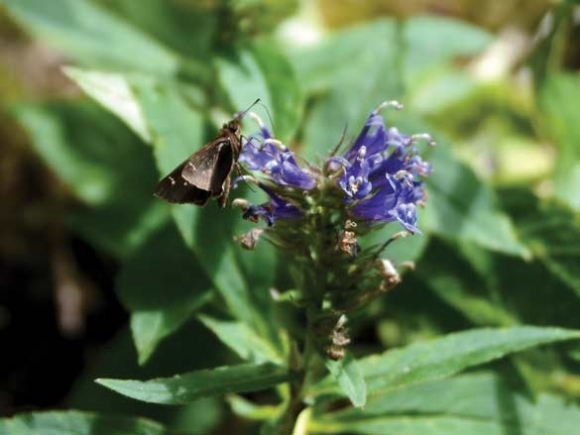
left=228, top=121, right=240, bottom=133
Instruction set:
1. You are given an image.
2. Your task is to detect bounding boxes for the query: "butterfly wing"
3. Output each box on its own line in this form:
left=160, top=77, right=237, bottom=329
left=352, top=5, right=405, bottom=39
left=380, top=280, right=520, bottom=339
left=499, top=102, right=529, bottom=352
left=154, top=139, right=234, bottom=206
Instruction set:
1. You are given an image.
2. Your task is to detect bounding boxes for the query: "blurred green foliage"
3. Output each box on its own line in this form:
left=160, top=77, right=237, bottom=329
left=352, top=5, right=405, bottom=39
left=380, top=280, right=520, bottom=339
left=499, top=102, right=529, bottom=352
left=1, top=0, right=580, bottom=434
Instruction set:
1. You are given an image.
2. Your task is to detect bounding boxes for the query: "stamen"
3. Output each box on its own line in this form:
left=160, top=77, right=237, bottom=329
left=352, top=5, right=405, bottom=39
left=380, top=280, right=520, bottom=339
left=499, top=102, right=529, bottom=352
left=374, top=100, right=404, bottom=113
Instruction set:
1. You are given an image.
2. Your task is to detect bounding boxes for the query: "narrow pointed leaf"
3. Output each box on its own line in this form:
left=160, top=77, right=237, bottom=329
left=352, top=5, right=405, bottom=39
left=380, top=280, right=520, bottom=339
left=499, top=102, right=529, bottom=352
left=314, top=373, right=580, bottom=435
left=198, top=315, right=283, bottom=364
left=97, top=363, right=294, bottom=404
left=310, top=326, right=580, bottom=397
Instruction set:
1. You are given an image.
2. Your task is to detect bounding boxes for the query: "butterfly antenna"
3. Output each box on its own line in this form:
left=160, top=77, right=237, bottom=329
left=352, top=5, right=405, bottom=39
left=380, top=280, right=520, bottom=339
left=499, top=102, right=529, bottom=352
left=257, top=101, right=275, bottom=136
left=235, top=98, right=261, bottom=121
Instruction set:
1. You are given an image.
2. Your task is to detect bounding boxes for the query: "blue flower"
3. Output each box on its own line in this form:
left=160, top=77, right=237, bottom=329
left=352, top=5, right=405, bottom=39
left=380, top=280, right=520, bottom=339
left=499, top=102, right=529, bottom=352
left=240, top=121, right=316, bottom=190
left=242, top=185, right=302, bottom=226
left=332, top=104, right=432, bottom=233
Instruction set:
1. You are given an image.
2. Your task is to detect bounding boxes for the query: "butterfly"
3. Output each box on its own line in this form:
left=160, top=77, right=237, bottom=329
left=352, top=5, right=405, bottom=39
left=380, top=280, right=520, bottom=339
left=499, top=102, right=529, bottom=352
left=154, top=99, right=259, bottom=207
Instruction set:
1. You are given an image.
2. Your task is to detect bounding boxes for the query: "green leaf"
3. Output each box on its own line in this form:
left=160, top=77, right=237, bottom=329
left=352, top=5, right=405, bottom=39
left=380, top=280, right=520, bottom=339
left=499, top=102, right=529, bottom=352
left=198, top=315, right=283, bottom=364
left=424, top=143, right=529, bottom=257
left=2, top=0, right=181, bottom=76
left=418, top=240, right=516, bottom=327
left=12, top=102, right=163, bottom=257
left=313, top=372, right=580, bottom=435
left=402, top=16, right=493, bottom=86
left=325, top=353, right=367, bottom=408
left=291, top=20, right=402, bottom=161
left=216, top=42, right=303, bottom=141
left=227, top=394, right=279, bottom=421
left=97, top=363, right=294, bottom=405
left=0, top=410, right=167, bottom=435
left=523, top=205, right=580, bottom=297
left=311, top=416, right=518, bottom=435
left=310, top=326, right=580, bottom=397
left=540, top=73, right=580, bottom=210
left=500, top=189, right=580, bottom=301
left=105, top=0, right=216, bottom=62
left=116, top=224, right=212, bottom=365
left=129, top=77, right=277, bottom=345
left=64, top=68, right=150, bottom=142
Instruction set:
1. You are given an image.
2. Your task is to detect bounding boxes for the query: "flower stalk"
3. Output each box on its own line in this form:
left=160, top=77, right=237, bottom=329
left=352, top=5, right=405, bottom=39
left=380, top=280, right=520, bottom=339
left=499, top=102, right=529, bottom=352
left=232, top=101, right=433, bottom=432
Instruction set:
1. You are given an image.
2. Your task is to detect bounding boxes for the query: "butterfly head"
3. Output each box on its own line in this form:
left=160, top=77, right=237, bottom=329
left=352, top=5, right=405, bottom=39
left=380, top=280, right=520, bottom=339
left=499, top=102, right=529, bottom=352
left=226, top=120, right=242, bottom=136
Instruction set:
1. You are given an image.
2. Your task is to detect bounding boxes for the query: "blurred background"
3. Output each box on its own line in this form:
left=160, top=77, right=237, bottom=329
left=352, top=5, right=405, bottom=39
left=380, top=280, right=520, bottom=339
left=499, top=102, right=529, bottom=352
left=1, top=0, right=580, bottom=432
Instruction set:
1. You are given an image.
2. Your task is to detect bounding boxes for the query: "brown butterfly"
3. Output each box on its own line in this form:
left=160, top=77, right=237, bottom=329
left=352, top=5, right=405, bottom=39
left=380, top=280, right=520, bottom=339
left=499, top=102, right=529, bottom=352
left=154, top=99, right=259, bottom=207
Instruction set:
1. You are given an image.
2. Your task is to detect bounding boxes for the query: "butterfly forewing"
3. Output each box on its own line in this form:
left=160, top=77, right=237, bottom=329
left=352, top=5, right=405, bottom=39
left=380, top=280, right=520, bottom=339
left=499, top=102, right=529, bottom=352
left=154, top=127, right=241, bottom=206
left=154, top=99, right=258, bottom=207
left=181, top=139, right=231, bottom=195
left=154, top=158, right=213, bottom=205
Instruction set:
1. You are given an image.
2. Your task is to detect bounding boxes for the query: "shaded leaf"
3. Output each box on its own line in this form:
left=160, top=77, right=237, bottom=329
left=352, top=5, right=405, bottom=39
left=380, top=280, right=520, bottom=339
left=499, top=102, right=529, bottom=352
left=116, top=224, right=212, bottom=365
left=12, top=102, right=162, bottom=257
left=105, top=0, right=217, bottom=62
left=418, top=239, right=516, bottom=327
left=424, top=143, right=529, bottom=256
left=491, top=190, right=580, bottom=334
left=97, top=363, right=294, bottom=405
left=523, top=206, right=580, bottom=297
left=0, top=411, right=167, bottom=435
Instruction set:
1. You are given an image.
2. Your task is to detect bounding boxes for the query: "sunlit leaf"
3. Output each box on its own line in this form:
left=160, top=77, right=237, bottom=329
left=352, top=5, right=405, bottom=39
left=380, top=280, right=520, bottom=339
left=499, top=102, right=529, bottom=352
left=325, top=353, right=367, bottom=408
left=2, top=0, right=181, bottom=75
left=402, top=16, right=493, bottom=85
left=291, top=20, right=402, bottom=160
left=198, top=315, right=283, bottom=364
left=64, top=68, right=150, bottom=142
left=540, top=73, right=580, bottom=211
left=310, top=326, right=580, bottom=397
left=312, top=372, right=580, bottom=435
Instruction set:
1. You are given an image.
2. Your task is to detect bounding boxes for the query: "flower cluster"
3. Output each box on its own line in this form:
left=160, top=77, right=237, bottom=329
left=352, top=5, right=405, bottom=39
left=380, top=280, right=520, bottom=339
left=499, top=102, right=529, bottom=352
left=332, top=103, right=433, bottom=233
left=232, top=101, right=433, bottom=358
left=236, top=102, right=433, bottom=234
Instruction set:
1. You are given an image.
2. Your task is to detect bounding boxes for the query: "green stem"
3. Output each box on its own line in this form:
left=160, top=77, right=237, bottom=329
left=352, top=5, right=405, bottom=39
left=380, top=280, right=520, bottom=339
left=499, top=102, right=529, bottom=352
left=273, top=298, right=325, bottom=433
left=272, top=188, right=338, bottom=433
